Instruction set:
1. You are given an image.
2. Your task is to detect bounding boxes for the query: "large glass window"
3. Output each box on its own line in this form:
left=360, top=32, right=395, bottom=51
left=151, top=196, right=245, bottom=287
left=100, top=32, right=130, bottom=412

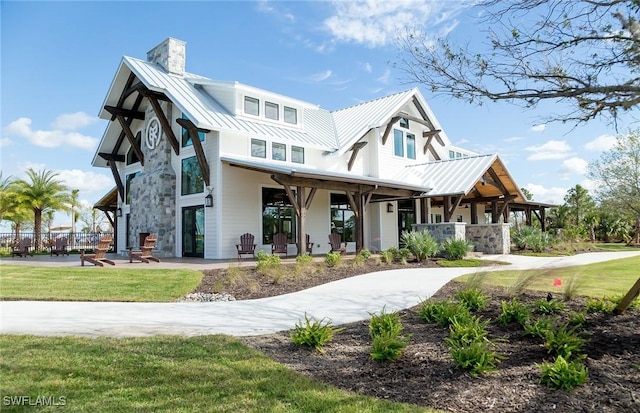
left=181, top=156, right=204, bottom=196
left=262, top=188, right=296, bottom=244
left=331, top=193, right=355, bottom=243
left=244, top=96, right=259, bottom=116
left=292, top=146, right=304, bottom=164
left=125, top=171, right=141, bottom=204
left=407, top=133, right=416, bottom=159
left=272, top=142, right=286, bottom=161
left=284, top=106, right=297, bottom=124
left=449, top=150, right=455, bottom=159
left=251, top=139, right=266, bottom=158
left=126, top=131, right=142, bottom=165
left=181, top=114, right=205, bottom=147
left=265, top=101, right=279, bottom=120
left=393, top=129, right=404, bottom=157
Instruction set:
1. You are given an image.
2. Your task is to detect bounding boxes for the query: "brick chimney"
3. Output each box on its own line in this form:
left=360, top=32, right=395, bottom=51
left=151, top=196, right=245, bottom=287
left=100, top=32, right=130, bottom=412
left=147, top=38, right=186, bottom=75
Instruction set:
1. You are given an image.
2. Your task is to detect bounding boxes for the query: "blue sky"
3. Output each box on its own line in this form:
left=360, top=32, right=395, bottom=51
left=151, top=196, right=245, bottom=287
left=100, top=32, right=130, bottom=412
left=1, top=0, right=635, bottom=228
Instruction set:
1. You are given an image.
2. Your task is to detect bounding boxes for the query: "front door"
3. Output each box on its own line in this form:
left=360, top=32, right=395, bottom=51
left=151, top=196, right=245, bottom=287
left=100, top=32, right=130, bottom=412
left=182, top=206, right=204, bottom=257
left=398, top=199, right=416, bottom=246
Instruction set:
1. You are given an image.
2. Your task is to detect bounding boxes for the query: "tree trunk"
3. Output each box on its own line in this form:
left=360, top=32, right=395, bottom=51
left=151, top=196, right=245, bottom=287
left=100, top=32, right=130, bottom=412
left=34, top=208, right=42, bottom=252
left=628, top=217, right=640, bottom=245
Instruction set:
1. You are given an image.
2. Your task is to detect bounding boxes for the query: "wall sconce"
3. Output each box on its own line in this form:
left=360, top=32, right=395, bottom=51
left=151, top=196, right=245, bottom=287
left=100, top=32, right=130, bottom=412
left=116, top=208, right=122, bottom=217
left=387, top=203, right=394, bottom=213
left=205, top=187, right=214, bottom=208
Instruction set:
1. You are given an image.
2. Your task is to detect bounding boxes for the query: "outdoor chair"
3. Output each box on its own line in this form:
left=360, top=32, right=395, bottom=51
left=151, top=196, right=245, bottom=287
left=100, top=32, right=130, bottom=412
left=328, top=232, right=347, bottom=254
left=304, top=234, right=314, bottom=255
left=12, top=238, right=34, bottom=257
left=50, top=237, right=69, bottom=256
left=80, top=234, right=115, bottom=267
left=129, top=233, right=160, bottom=263
left=236, top=233, right=257, bottom=261
left=271, top=232, right=289, bottom=257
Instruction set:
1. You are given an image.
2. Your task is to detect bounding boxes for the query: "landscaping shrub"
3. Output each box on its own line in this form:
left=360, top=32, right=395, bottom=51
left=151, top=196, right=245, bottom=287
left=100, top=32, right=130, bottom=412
left=534, top=298, right=566, bottom=315
left=523, top=316, right=558, bottom=339
left=440, top=238, right=473, bottom=261
left=562, top=274, right=583, bottom=301
left=446, top=315, right=490, bottom=346
left=495, top=298, right=531, bottom=326
left=290, top=314, right=343, bottom=352
left=324, top=252, right=342, bottom=268
left=506, top=270, right=541, bottom=296
left=370, top=330, right=411, bottom=361
left=446, top=339, right=503, bottom=376
left=368, top=308, right=404, bottom=338
left=567, top=311, right=587, bottom=327
left=512, top=227, right=555, bottom=252
left=380, top=249, right=395, bottom=264
left=455, top=287, right=489, bottom=312
left=585, top=297, right=616, bottom=314
left=358, top=249, right=372, bottom=260
left=538, top=355, right=588, bottom=390
left=543, top=324, right=587, bottom=360
left=418, top=300, right=472, bottom=326
left=294, top=254, right=314, bottom=276
left=255, top=251, right=283, bottom=281
left=400, top=230, right=439, bottom=261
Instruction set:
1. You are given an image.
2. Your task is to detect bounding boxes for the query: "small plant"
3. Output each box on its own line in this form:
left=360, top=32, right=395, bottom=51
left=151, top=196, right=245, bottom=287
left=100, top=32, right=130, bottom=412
left=394, top=247, right=412, bottom=265
left=463, top=271, right=486, bottom=291
left=523, top=316, right=557, bottom=339
left=295, top=254, right=313, bottom=264
left=568, top=311, right=587, bottom=327
left=534, top=298, right=566, bottom=315
left=506, top=270, right=542, bottom=296
left=418, top=300, right=472, bottom=326
left=447, top=315, right=490, bottom=346
left=585, top=297, right=616, bottom=314
left=562, top=274, right=583, bottom=301
left=512, top=227, right=555, bottom=252
left=538, top=355, right=588, bottom=390
left=294, top=254, right=314, bottom=276
left=370, top=330, right=411, bottom=361
left=440, top=238, right=473, bottom=261
left=446, top=339, right=504, bottom=376
left=324, top=252, right=342, bottom=268
left=352, top=253, right=366, bottom=267
left=369, top=308, right=404, bottom=338
left=543, top=324, right=587, bottom=360
left=401, top=230, right=439, bottom=261
left=455, top=287, right=489, bottom=312
left=290, top=313, right=344, bottom=352
left=380, top=249, right=394, bottom=264
left=358, top=249, right=372, bottom=260
left=495, top=298, right=531, bottom=326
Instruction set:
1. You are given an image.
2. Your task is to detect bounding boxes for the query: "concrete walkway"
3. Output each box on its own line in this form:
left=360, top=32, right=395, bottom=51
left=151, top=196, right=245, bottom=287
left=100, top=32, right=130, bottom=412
left=1, top=251, right=638, bottom=338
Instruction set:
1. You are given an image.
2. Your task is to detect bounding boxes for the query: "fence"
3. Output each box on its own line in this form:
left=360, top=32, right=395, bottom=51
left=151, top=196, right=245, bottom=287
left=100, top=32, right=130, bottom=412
left=0, top=232, right=114, bottom=253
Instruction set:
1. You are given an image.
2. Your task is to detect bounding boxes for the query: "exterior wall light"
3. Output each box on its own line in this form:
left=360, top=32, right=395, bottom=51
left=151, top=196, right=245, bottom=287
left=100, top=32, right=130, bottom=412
left=387, top=203, right=394, bottom=213
left=205, top=187, right=214, bottom=208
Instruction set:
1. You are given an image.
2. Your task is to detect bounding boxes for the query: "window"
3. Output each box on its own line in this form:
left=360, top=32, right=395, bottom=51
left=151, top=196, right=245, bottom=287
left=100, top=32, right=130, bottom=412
left=251, top=139, right=266, bottom=158
left=449, top=150, right=455, bottom=159
left=456, top=152, right=462, bottom=158
left=125, top=171, right=141, bottom=204
left=406, top=133, right=416, bottom=159
left=284, top=106, right=297, bottom=124
left=265, top=101, right=279, bottom=120
left=399, top=117, right=409, bottom=128
left=181, top=114, right=205, bottom=147
left=393, top=129, right=404, bottom=157
left=126, top=131, right=142, bottom=165
left=262, top=188, right=296, bottom=244
left=272, top=142, right=286, bottom=161
left=331, top=194, right=355, bottom=243
left=456, top=215, right=464, bottom=223
left=181, top=156, right=204, bottom=196
left=292, top=146, right=304, bottom=164
left=244, top=96, right=259, bottom=116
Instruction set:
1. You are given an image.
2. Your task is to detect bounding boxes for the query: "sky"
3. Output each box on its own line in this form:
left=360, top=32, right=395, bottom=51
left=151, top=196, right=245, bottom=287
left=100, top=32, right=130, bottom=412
left=1, top=0, right=637, bottom=229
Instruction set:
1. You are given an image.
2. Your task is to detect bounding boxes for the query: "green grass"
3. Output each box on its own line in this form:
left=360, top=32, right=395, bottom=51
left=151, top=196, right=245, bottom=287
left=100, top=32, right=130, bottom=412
left=436, top=259, right=509, bottom=267
left=0, top=266, right=203, bottom=302
left=456, top=256, right=640, bottom=298
left=0, top=335, right=434, bottom=413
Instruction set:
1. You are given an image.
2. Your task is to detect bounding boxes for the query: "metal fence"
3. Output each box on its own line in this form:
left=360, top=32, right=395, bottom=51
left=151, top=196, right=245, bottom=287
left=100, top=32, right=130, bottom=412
left=0, top=232, right=114, bottom=253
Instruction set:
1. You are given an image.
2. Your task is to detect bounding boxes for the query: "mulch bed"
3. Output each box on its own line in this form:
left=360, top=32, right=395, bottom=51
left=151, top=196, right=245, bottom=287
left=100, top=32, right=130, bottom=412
left=193, top=259, right=640, bottom=412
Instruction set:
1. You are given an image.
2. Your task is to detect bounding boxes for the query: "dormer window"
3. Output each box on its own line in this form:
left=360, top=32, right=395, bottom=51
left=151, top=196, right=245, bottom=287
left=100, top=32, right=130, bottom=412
left=265, top=102, right=279, bottom=120
left=284, top=106, right=297, bottom=124
left=244, top=96, right=259, bottom=116
left=399, top=117, right=409, bottom=129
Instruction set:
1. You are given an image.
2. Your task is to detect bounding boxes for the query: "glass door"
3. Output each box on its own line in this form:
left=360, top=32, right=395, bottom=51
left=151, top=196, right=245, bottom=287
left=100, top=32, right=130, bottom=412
left=182, top=206, right=204, bottom=257
left=398, top=199, right=416, bottom=247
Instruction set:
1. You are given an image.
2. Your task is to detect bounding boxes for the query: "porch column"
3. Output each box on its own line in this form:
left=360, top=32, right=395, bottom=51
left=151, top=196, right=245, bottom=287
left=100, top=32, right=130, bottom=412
left=296, top=186, right=307, bottom=255
left=470, top=202, right=478, bottom=225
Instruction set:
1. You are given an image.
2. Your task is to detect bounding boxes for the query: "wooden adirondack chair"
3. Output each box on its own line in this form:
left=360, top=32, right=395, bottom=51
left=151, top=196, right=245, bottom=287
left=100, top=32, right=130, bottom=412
left=306, top=234, right=314, bottom=255
left=12, top=238, right=34, bottom=257
left=271, top=232, right=289, bottom=257
left=328, top=232, right=347, bottom=254
left=129, top=233, right=160, bottom=263
left=50, top=237, right=69, bottom=256
left=236, top=233, right=257, bottom=261
left=80, top=234, right=115, bottom=267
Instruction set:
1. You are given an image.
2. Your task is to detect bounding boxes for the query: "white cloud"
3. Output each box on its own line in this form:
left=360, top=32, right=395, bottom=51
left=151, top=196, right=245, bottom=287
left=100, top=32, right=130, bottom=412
left=376, top=68, right=391, bottom=84
left=584, top=134, right=616, bottom=152
left=56, top=169, right=113, bottom=193
left=51, top=112, right=99, bottom=130
left=308, top=69, right=333, bottom=82
left=323, top=0, right=471, bottom=47
left=525, top=140, right=571, bottom=160
left=524, top=183, right=567, bottom=205
left=558, top=157, right=588, bottom=175
left=256, top=0, right=295, bottom=22
left=530, top=124, right=546, bottom=132
left=0, top=137, right=12, bottom=148
left=504, top=136, right=524, bottom=142
left=3, top=117, right=98, bottom=150
left=363, top=62, right=373, bottom=73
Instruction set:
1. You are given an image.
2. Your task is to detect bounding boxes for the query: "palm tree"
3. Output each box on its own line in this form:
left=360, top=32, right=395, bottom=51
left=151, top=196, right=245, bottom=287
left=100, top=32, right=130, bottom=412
left=13, top=169, right=71, bottom=251
left=0, top=172, right=31, bottom=240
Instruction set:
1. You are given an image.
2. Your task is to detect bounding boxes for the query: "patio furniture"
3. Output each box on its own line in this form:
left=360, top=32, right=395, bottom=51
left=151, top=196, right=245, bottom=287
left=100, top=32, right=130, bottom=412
left=306, top=234, right=314, bottom=255
left=328, top=232, right=347, bottom=254
left=271, top=232, right=288, bottom=257
left=50, top=237, right=69, bottom=256
left=129, top=233, right=160, bottom=263
left=12, top=238, right=34, bottom=257
left=80, top=234, right=115, bottom=267
left=236, top=233, right=257, bottom=261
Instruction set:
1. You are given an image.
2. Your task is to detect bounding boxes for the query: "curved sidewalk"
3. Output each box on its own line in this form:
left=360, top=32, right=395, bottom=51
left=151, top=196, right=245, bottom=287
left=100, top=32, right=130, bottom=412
left=1, top=251, right=638, bottom=338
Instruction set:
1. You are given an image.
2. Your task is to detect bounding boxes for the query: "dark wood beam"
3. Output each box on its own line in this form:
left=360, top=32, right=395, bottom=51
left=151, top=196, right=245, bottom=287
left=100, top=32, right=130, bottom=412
left=98, top=153, right=125, bottom=162
left=269, top=173, right=416, bottom=198
left=147, top=95, right=180, bottom=155
left=112, top=72, right=136, bottom=121
left=123, top=82, right=146, bottom=100
left=486, top=167, right=509, bottom=195
left=347, top=141, right=368, bottom=171
left=115, top=114, right=144, bottom=166
left=381, top=116, right=401, bottom=145
left=104, top=106, right=145, bottom=120
left=113, top=94, right=144, bottom=155
left=176, top=118, right=211, bottom=187
left=106, top=160, right=125, bottom=203
left=471, top=202, right=478, bottom=224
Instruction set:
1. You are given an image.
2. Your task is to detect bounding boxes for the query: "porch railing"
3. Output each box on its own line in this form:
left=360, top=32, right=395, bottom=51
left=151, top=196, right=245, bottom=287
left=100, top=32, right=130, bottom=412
left=0, top=232, right=114, bottom=253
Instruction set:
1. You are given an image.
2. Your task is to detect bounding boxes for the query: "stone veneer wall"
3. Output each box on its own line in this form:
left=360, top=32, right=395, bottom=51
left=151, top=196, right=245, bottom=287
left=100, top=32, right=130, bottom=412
left=412, top=223, right=466, bottom=243
left=128, top=102, right=177, bottom=257
left=465, top=224, right=511, bottom=254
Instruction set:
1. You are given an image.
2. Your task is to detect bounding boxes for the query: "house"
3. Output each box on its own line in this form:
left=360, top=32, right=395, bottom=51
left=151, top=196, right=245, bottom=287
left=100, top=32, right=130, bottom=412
left=93, top=38, right=550, bottom=259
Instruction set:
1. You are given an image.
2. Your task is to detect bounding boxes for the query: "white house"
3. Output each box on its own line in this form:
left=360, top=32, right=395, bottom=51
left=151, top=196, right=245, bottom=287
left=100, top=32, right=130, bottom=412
left=93, top=38, right=548, bottom=259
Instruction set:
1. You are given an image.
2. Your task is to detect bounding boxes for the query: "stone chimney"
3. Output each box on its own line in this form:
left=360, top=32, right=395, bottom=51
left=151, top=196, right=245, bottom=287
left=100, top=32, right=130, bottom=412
left=147, top=38, right=186, bottom=75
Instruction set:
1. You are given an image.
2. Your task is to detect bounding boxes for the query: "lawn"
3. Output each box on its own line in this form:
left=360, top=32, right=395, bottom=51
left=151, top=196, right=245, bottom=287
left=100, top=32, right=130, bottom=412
left=0, top=335, right=435, bottom=413
left=0, top=266, right=202, bottom=302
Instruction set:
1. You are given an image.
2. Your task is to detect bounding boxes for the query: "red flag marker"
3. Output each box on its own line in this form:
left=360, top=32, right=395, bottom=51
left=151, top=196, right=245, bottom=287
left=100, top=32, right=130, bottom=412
left=553, top=278, right=562, bottom=287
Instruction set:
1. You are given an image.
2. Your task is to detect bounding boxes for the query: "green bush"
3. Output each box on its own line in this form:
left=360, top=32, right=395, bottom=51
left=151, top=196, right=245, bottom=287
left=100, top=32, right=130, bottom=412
left=393, top=247, right=412, bottom=265
left=400, top=230, right=439, bottom=261
left=358, top=249, right=372, bottom=260
left=512, top=227, right=556, bottom=252
left=538, top=355, right=588, bottom=390
left=440, top=238, right=473, bottom=261
left=380, top=249, right=395, bottom=264
left=290, top=314, right=343, bottom=352
left=369, top=308, right=404, bottom=338
left=568, top=311, right=587, bottom=327
left=543, top=324, right=587, bottom=360
left=534, top=298, right=566, bottom=315
left=295, top=254, right=313, bottom=264
left=418, top=300, right=472, bottom=326
left=370, top=330, right=411, bottom=361
left=523, top=316, right=558, bottom=339
left=255, top=251, right=282, bottom=278
left=585, top=297, right=616, bottom=314
left=447, top=315, right=490, bottom=346
left=324, top=252, right=342, bottom=268
left=446, top=339, right=503, bottom=376
left=495, top=298, right=531, bottom=326
left=455, top=288, right=489, bottom=312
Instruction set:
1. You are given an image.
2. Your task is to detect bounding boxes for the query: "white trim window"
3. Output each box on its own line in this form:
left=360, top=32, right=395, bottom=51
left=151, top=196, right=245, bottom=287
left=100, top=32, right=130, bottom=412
left=272, top=142, right=286, bottom=161
left=244, top=96, right=259, bottom=116
left=265, top=101, right=279, bottom=120
left=284, top=106, right=297, bottom=124
left=251, top=138, right=266, bottom=158
left=292, top=146, right=304, bottom=164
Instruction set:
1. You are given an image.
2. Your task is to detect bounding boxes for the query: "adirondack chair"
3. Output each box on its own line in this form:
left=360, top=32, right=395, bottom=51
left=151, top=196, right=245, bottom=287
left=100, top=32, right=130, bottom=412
left=271, top=232, right=289, bottom=257
left=50, top=237, right=69, bottom=256
left=328, top=232, right=347, bottom=254
left=236, top=233, right=257, bottom=261
left=306, top=234, right=314, bottom=255
left=80, top=234, right=115, bottom=267
left=129, top=233, right=160, bottom=263
left=12, top=238, right=34, bottom=257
